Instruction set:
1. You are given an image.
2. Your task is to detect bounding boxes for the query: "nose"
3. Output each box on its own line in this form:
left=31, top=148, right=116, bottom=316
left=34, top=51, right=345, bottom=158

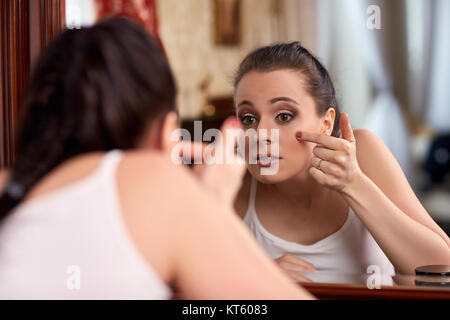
left=258, top=135, right=271, bottom=145
left=257, top=117, right=276, bottom=145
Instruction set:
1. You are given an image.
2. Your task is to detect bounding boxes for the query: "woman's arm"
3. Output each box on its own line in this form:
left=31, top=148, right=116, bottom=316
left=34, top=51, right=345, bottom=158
left=171, top=177, right=314, bottom=299
left=299, top=113, right=449, bottom=275
left=120, top=151, right=313, bottom=299
left=342, top=129, right=450, bottom=274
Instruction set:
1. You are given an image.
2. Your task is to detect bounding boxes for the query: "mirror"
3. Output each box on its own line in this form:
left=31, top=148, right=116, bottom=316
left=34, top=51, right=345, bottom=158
left=63, top=0, right=450, bottom=298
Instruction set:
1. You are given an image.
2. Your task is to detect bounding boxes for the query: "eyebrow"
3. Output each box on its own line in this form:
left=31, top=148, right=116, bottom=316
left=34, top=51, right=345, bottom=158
left=237, top=97, right=300, bottom=109
left=237, top=100, right=253, bottom=108
left=270, top=97, right=300, bottom=105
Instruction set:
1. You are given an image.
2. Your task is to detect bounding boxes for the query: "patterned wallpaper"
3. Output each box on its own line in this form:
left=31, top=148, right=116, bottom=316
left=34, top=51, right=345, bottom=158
left=66, top=0, right=318, bottom=119
left=157, top=0, right=283, bottom=119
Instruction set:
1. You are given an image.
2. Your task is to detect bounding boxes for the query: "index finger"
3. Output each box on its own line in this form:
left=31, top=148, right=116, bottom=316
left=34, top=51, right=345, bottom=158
left=296, top=131, right=346, bottom=150
left=283, top=254, right=316, bottom=271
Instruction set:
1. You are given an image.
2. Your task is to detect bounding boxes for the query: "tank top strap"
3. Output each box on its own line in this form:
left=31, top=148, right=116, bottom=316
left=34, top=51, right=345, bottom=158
left=248, top=177, right=258, bottom=211
left=98, top=149, right=124, bottom=179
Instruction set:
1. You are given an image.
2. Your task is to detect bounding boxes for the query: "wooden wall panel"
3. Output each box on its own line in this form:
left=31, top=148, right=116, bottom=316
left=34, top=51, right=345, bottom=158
left=0, top=0, right=65, bottom=169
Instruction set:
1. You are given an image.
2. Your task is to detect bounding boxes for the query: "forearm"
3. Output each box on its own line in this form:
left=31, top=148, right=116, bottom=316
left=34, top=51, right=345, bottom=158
left=341, top=173, right=450, bottom=275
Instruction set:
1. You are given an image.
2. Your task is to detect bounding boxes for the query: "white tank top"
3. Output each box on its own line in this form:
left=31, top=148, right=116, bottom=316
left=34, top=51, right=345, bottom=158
left=243, top=177, right=395, bottom=283
left=0, top=150, right=171, bottom=299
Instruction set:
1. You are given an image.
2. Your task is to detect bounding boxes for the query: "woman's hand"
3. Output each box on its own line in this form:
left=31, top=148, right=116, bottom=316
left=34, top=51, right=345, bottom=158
left=180, top=117, right=246, bottom=208
left=275, top=254, right=316, bottom=283
left=296, top=113, right=364, bottom=194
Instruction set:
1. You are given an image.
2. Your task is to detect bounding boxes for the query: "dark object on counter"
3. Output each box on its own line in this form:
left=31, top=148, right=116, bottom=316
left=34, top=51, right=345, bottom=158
left=423, top=133, right=450, bottom=188
left=415, top=265, right=450, bottom=276
left=415, top=265, right=450, bottom=287
left=415, top=278, right=450, bottom=287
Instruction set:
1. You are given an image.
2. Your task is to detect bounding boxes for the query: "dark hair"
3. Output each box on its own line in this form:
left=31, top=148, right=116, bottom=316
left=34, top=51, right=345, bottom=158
left=234, top=41, right=341, bottom=137
left=0, top=17, right=176, bottom=220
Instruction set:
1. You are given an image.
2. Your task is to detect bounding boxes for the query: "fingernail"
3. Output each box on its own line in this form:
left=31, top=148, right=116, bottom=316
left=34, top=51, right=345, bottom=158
left=296, top=131, right=302, bottom=139
left=229, top=117, right=240, bottom=128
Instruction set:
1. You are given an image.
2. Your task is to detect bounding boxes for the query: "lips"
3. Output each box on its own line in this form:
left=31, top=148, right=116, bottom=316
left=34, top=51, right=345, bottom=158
left=254, top=154, right=281, bottom=167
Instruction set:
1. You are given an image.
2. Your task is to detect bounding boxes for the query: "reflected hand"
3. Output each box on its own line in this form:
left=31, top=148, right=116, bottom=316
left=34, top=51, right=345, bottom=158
left=180, top=117, right=246, bottom=208
left=275, top=253, right=316, bottom=283
left=296, top=113, right=364, bottom=194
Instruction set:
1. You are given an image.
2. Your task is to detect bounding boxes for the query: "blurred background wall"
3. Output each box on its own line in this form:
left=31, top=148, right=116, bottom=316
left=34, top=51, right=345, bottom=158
left=157, top=0, right=319, bottom=119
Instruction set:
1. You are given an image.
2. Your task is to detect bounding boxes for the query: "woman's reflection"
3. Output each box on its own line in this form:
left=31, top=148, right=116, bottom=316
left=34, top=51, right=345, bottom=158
left=232, top=42, right=450, bottom=282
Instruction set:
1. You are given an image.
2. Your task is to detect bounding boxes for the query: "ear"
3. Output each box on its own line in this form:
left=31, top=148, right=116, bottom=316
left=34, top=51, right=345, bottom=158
left=160, top=111, right=180, bottom=153
left=321, top=108, right=335, bottom=135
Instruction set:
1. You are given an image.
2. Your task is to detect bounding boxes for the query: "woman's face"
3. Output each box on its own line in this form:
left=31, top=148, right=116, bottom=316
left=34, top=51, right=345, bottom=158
left=235, top=69, right=334, bottom=184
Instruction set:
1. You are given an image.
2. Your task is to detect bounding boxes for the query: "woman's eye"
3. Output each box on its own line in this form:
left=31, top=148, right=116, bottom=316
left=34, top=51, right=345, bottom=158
left=275, top=113, right=294, bottom=123
left=240, top=115, right=257, bottom=126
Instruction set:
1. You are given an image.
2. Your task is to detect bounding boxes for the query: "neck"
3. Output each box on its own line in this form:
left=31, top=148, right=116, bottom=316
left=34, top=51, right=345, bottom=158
left=260, top=170, right=331, bottom=210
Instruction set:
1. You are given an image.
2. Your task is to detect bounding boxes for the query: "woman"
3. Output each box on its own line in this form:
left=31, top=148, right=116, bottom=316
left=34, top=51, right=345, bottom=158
left=233, top=42, right=450, bottom=282
left=0, top=18, right=312, bottom=299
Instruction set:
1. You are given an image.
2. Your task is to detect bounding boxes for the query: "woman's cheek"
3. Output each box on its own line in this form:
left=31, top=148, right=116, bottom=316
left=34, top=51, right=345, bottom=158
left=295, top=141, right=313, bottom=165
left=279, top=125, right=309, bottom=154
left=281, top=128, right=313, bottom=167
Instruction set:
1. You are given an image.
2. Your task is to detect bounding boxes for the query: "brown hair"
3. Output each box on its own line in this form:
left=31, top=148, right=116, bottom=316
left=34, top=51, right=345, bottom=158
left=0, top=17, right=176, bottom=220
left=234, top=41, right=341, bottom=137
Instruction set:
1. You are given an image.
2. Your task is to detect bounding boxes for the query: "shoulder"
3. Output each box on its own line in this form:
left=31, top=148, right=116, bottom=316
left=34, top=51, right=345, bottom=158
left=117, top=150, right=203, bottom=207
left=353, top=128, right=399, bottom=175
left=352, top=129, right=412, bottom=212
left=353, top=128, right=409, bottom=194
left=353, top=128, right=381, bottom=147
left=117, top=149, right=228, bottom=229
left=116, top=150, right=213, bottom=280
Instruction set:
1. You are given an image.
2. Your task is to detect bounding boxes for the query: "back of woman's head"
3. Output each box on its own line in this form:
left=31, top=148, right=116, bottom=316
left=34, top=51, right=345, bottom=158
left=0, top=17, right=176, bottom=219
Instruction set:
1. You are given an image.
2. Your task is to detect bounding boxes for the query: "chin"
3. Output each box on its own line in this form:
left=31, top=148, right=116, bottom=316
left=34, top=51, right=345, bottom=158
left=247, top=164, right=303, bottom=184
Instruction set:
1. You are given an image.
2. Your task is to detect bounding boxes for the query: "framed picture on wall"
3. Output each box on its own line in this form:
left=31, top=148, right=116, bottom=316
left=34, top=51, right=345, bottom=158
left=214, top=0, right=241, bottom=45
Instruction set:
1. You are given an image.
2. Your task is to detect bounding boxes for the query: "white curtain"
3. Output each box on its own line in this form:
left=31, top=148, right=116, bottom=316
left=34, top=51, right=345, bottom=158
left=280, top=0, right=318, bottom=53
left=426, top=0, right=450, bottom=132
left=343, top=0, right=413, bottom=183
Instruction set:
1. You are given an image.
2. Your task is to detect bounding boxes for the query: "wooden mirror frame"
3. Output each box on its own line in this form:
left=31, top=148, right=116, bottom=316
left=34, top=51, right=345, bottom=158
left=1, top=0, right=66, bottom=168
